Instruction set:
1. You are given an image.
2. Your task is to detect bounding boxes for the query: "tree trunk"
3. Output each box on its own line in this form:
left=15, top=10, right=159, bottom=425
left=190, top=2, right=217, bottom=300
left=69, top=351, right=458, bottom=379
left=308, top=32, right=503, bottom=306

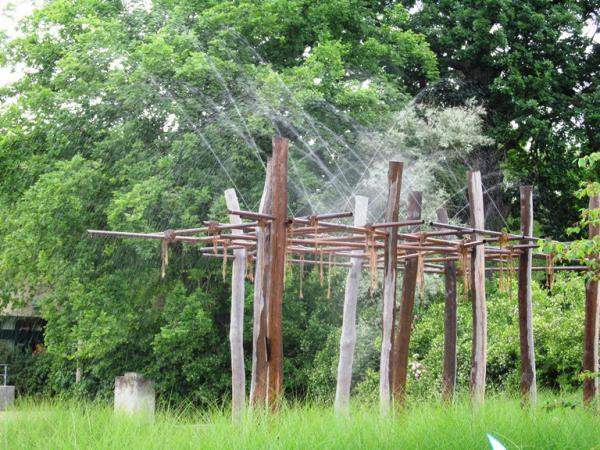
left=250, top=160, right=272, bottom=409
left=467, top=170, right=487, bottom=405
left=518, top=186, right=536, bottom=406
left=267, top=137, right=288, bottom=412
left=583, top=193, right=600, bottom=405
left=391, top=191, right=422, bottom=406
left=437, top=208, right=457, bottom=403
left=335, top=195, right=369, bottom=414
left=224, top=188, right=247, bottom=422
left=379, top=161, right=403, bottom=414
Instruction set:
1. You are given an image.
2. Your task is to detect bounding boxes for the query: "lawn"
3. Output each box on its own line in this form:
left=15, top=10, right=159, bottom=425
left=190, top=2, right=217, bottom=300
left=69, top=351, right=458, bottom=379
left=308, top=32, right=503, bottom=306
left=1, top=394, right=599, bottom=449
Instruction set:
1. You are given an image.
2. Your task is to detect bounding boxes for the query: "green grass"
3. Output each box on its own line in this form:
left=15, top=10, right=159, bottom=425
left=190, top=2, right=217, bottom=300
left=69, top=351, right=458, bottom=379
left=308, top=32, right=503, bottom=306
left=1, top=394, right=599, bottom=449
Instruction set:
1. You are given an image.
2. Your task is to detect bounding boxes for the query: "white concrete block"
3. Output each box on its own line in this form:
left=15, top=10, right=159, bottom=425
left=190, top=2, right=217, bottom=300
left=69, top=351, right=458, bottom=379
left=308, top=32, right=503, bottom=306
left=114, top=372, right=155, bottom=415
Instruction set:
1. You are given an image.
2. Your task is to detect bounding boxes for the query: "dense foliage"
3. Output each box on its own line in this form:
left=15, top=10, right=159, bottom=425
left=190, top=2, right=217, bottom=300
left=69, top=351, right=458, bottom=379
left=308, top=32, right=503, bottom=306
left=404, top=0, right=600, bottom=236
left=0, top=0, right=596, bottom=406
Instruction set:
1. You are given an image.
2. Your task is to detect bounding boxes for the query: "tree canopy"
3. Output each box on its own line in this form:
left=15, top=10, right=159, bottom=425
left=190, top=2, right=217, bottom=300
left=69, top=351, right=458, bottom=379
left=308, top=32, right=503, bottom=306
left=0, top=0, right=597, bottom=403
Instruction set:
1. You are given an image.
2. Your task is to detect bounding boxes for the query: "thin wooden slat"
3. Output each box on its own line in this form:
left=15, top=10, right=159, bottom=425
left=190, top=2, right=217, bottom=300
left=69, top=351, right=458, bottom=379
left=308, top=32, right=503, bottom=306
left=391, top=191, right=422, bottom=406
left=437, top=208, right=457, bottom=403
left=267, top=137, right=288, bottom=412
left=335, top=195, right=369, bottom=415
left=467, top=170, right=487, bottom=405
left=583, top=193, right=600, bottom=405
left=518, top=186, right=536, bottom=406
left=379, top=161, right=403, bottom=414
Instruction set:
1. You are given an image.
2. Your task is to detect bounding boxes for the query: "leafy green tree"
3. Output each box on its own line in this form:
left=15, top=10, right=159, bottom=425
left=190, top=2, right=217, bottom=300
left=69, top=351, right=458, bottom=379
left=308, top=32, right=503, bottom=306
left=0, top=0, right=441, bottom=402
left=404, top=0, right=600, bottom=236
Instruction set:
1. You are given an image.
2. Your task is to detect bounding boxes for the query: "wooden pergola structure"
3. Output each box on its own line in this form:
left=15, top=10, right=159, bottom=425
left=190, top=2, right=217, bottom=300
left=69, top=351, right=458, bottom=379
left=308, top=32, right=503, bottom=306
left=89, top=137, right=599, bottom=418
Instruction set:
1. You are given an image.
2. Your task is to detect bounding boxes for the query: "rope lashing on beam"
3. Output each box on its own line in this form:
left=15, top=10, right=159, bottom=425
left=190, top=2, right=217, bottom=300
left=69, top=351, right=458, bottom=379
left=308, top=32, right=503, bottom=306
left=299, top=254, right=304, bottom=299
left=222, top=241, right=229, bottom=281
left=498, top=231, right=509, bottom=292
left=207, top=220, right=220, bottom=254
left=459, top=239, right=470, bottom=302
left=416, top=233, right=426, bottom=297
left=246, top=252, right=254, bottom=282
left=546, top=252, right=555, bottom=289
left=366, top=227, right=378, bottom=294
left=161, top=229, right=176, bottom=279
left=327, top=252, right=333, bottom=299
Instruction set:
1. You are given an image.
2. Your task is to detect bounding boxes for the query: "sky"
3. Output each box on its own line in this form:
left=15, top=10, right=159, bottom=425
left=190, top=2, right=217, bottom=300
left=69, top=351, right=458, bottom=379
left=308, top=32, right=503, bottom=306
left=0, top=0, right=40, bottom=86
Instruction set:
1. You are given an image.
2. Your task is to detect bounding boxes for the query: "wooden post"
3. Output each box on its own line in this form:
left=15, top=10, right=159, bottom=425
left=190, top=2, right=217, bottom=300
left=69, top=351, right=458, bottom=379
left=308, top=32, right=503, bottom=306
left=250, top=160, right=272, bottom=409
left=267, top=136, right=288, bottom=412
left=379, top=161, right=403, bottom=414
left=467, top=170, right=487, bottom=405
left=224, top=188, right=247, bottom=421
left=335, top=195, right=369, bottom=414
left=518, top=186, right=536, bottom=406
left=583, top=192, right=600, bottom=405
left=437, top=207, right=457, bottom=403
left=391, top=191, right=422, bottom=406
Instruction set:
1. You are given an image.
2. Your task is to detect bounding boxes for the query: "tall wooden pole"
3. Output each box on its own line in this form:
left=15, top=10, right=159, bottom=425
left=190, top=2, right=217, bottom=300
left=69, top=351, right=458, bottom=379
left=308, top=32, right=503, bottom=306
left=467, top=170, right=487, bottom=405
left=224, top=189, right=247, bottom=421
left=379, top=161, right=403, bottom=414
left=267, top=137, right=288, bottom=412
left=391, top=191, right=422, bottom=406
left=518, top=186, right=536, bottom=406
left=250, top=160, right=272, bottom=408
left=583, top=192, right=600, bottom=405
left=437, top=207, right=457, bottom=403
left=335, top=195, right=369, bottom=414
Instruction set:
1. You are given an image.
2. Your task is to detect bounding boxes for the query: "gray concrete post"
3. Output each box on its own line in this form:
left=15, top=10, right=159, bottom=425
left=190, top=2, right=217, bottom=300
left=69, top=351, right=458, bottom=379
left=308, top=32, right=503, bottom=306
left=0, top=386, right=15, bottom=411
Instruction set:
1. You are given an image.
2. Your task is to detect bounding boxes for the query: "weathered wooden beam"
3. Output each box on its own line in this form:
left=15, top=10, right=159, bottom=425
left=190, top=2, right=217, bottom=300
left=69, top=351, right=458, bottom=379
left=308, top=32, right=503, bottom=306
left=467, top=170, right=487, bottom=405
left=437, top=208, right=457, bottom=403
left=391, top=191, right=422, bottom=406
left=518, top=186, right=536, bottom=407
left=583, top=192, right=600, bottom=405
left=267, top=137, right=288, bottom=412
left=379, top=161, right=403, bottom=414
left=250, top=160, right=272, bottom=409
left=224, top=189, right=247, bottom=422
left=429, top=221, right=541, bottom=242
left=335, top=195, right=369, bottom=415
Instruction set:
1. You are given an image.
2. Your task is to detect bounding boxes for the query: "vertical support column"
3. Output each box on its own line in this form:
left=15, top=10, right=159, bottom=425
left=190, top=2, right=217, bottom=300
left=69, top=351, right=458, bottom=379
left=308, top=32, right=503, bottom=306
left=335, top=195, right=369, bottom=414
left=391, top=191, right=422, bottom=406
left=224, top=188, right=247, bottom=421
left=518, top=186, right=536, bottom=406
left=267, top=136, right=288, bottom=412
left=379, top=161, right=403, bottom=414
left=437, top=207, right=457, bottom=403
left=583, top=192, right=600, bottom=405
left=467, top=170, right=487, bottom=405
left=250, top=160, right=272, bottom=409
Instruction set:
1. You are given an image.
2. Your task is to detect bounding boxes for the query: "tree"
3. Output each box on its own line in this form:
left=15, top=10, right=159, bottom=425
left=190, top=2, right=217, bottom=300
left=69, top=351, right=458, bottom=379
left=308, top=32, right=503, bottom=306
left=0, top=0, right=443, bottom=401
left=404, top=0, right=600, bottom=237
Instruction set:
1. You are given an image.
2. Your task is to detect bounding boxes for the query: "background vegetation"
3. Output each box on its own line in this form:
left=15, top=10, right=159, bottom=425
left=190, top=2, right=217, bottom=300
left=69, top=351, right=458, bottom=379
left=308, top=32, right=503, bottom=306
left=0, top=0, right=598, bottom=407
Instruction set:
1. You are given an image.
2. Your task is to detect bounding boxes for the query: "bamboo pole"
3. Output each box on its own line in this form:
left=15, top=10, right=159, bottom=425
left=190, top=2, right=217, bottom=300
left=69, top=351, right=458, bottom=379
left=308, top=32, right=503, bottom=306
left=467, top=170, right=487, bottom=405
left=437, top=208, right=457, bottom=403
left=583, top=193, right=600, bottom=405
left=267, top=137, right=288, bottom=412
left=250, top=160, right=272, bottom=409
left=379, top=161, right=403, bottom=414
left=391, top=191, right=422, bottom=406
left=518, top=186, right=536, bottom=406
left=224, top=189, right=246, bottom=422
left=335, top=195, right=369, bottom=415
